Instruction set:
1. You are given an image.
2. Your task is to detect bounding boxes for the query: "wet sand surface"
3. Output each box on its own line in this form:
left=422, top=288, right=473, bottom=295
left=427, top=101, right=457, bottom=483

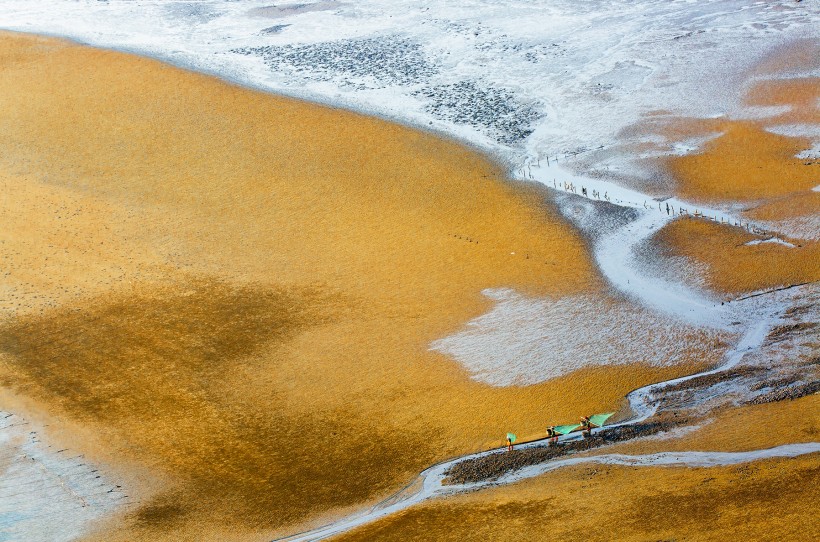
left=293, top=41, right=820, bottom=540
left=2, top=28, right=818, bottom=541
left=668, top=118, right=818, bottom=203
left=635, top=61, right=819, bottom=297
left=334, top=452, right=820, bottom=542
left=662, top=75, right=819, bottom=244
left=592, top=393, right=820, bottom=458
left=649, top=218, right=820, bottom=296
left=0, top=32, right=723, bottom=541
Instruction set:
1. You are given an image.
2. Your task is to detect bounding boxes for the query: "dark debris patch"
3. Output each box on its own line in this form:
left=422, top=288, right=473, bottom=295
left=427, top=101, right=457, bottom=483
left=784, top=303, right=813, bottom=318
left=746, top=380, right=820, bottom=405
left=232, top=36, right=438, bottom=88
left=660, top=365, right=767, bottom=394
left=413, top=80, right=541, bottom=144
left=765, top=322, right=817, bottom=345
left=443, top=419, right=683, bottom=486
left=749, top=374, right=802, bottom=392
left=261, top=24, right=291, bottom=35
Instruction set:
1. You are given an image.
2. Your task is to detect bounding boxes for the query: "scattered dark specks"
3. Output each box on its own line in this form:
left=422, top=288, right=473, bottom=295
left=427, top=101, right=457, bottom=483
left=261, top=24, right=292, bottom=35
left=412, top=80, right=541, bottom=145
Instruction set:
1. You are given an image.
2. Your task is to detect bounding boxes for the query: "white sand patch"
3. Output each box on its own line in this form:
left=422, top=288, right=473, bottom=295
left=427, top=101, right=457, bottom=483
left=248, top=2, right=343, bottom=20
left=431, top=289, right=730, bottom=387
left=641, top=421, right=713, bottom=442
left=759, top=215, right=820, bottom=241
left=797, top=143, right=820, bottom=160
left=765, top=123, right=820, bottom=139
left=744, top=237, right=796, bottom=247
left=0, top=412, right=126, bottom=541
left=733, top=104, right=793, bottom=120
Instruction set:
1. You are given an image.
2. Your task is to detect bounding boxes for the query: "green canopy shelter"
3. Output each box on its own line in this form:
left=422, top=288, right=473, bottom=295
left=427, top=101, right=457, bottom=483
left=588, top=412, right=615, bottom=427
left=553, top=424, right=582, bottom=435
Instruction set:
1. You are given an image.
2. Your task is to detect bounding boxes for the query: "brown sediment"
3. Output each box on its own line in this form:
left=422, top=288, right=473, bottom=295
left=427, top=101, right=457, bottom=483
left=336, top=453, right=820, bottom=542
left=751, top=38, right=820, bottom=78
left=766, top=322, right=818, bottom=345
left=660, top=365, right=768, bottom=393
left=0, top=31, right=724, bottom=540
left=650, top=218, right=820, bottom=295
left=746, top=380, right=820, bottom=406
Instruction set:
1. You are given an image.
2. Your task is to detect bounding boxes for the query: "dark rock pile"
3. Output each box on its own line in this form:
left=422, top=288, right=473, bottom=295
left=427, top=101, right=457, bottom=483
left=749, top=375, right=801, bottom=392
left=413, top=80, right=540, bottom=144
left=660, top=365, right=766, bottom=393
left=443, top=419, right=682, bottom=485
left=747, top=380, right=820, bottom=405
left=765, top=322, right=817, bottom=345
left=233, top=36, right=438, bottom=88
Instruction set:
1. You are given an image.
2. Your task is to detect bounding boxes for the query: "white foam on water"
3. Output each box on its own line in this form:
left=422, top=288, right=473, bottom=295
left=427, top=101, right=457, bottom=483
left=0, top=0, right=817, bottom=173
left=744, top=237, right=796, bottom=247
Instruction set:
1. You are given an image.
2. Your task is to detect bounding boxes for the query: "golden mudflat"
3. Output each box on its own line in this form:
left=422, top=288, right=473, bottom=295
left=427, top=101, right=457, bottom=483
left=636, top=49, right=819, bottom=298
left=667, top=118, right=817, bottom=203
left=336, top=452, right=820, bottom=542
left=0, top=32, right=723, bottom=541
left=634, top=48, right=819, bottom=211
left=650, top=217, right=820, bottom=296
left=590, top=393, right=820, bottom=458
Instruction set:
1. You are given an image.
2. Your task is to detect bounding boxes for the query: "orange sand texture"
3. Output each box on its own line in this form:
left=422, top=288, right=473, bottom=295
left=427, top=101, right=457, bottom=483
left=0, top=32, right=726, bottom=541
left=652, top=218, right=820, bottom=295
left=0, top=30, right=817, bottom=542
left=641, top=52, right=819, bottom=297
left=668, top=118, right=817, bottom=203
left=665, top=41, right=818, bottom=207
left=338, top=393, right=820, bottom=542
left=336, top=453, right=820, bottom=542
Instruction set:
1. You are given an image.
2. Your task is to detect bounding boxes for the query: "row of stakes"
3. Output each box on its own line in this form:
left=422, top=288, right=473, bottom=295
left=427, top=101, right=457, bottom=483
left=511, top=149, right=772, bottom=237
left=549, top=178, right=771, bottom=236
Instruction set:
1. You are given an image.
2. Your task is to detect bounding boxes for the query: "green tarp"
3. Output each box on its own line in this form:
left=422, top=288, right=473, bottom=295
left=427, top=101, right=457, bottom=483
left=553, top=424, right=582, bottom=435
left=588, top=412, right=615, bottom=427
left=506, top=433, right=517, bottom=443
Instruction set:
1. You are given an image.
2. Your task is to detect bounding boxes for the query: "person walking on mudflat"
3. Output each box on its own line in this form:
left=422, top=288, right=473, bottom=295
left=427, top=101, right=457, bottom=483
left=546, top=426, right=558, bottom=445
left=580, top=416, right=592, bottom=436
left=506, top=433, right=516, bottom=451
